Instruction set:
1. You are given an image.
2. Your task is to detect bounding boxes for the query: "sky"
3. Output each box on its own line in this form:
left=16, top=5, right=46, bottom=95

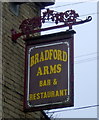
left=41, top=0, right=98, bottom=118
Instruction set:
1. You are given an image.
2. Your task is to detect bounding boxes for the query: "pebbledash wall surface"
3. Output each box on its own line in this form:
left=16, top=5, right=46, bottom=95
left=0, top=2, right=54, bottom=119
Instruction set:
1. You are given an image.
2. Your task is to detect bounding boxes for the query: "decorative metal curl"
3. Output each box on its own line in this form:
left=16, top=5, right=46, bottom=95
left=11, top=9, right=92, bottom=42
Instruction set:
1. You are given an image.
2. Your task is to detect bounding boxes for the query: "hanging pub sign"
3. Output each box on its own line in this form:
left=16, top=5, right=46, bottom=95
left=11, top=8, right=91, bottom=111
left=24, top=30, right=75, bottom=111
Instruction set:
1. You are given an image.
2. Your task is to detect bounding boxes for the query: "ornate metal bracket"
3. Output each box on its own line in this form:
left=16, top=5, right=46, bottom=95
left=11, top=9, right=92, bottom=42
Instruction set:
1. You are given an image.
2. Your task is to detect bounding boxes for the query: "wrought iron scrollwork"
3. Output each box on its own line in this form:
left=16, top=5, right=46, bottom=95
left=11, top=9, right=92, bottom=42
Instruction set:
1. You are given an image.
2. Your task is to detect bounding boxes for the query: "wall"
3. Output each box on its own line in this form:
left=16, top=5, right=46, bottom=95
left=0, top=1, right=2, bottom=119
left=2, top=2, right=44, bottom=119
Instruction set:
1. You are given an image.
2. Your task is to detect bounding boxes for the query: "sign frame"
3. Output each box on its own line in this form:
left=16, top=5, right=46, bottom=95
left=24, top=30, right=75, bottom=111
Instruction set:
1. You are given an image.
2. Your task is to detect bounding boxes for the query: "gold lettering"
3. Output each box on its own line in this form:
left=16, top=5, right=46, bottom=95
left=49, top=49, right=53, bottom=60
left=29, top=89, right=68, bottom=101
left=37, top=64, right=62, bottom=76
left=58, top=50, right=62, bottom=61
left=29, top=94, right=33, bottom=100
left=59, top=89, right=64, bottom=96
left=53, top=78, right=58, bottom=85
left=39, top=79, right=51, bottom=87
left=45, top=50, right=49, bottom=60
left=47, top=79, right=51, bottom=86
left=50, top=65, right=57, bottom=74
left=43, top=80, right=47, bottom=86
left=33, top=94, right=36, bottom=100
left=36, top=67, right=43, bottom=76
left=43, top=92, right=47, bottom=98
left=36, top=93, right=40, bottom=100
left=53, top=49, right=57, bottom=60
left=57, top=64, right=62, bottom=73
left=39, top=81, right=43, bottom=87
left=40, top=92, right=44, bottom=99
left=30, top=49, right=68, bottom=67
left=39, top=52, right=44, bottom=62
left=63, top=51, right=68, bottom=62
left=47, top=91, right=51, bottom=98
left=64, top=89, right=67, bottom=95
left=55, top=90, right=59, bottom=97
left=30, top=56, right=34, bottom=67
left=51, top=91, right=55, bottom=97
left=35, top=53, right=39, bottom=65
left=43, top=66, right=49, bottom=75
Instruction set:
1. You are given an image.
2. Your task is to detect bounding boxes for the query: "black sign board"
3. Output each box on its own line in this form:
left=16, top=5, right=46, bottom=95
left=24, top=30, right=75, bottom=111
